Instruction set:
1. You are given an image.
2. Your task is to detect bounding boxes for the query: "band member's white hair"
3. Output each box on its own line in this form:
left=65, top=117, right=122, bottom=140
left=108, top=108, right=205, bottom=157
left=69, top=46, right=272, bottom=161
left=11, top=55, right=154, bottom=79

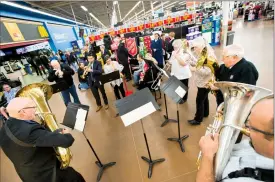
left=172, top=39, right=183, bottom=49
left=189, top=36, right=217, bottom=60
left=224, top=44, right=244, bottom=58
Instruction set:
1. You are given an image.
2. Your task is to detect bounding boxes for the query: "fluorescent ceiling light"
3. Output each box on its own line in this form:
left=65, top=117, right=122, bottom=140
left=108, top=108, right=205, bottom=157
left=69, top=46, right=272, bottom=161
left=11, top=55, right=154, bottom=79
left=0, top=1, right=90, bottom=26
left=89, top=12, right=106, bottom=28
left=81, top=6, right=88, bottom=11
left=127, top=9, right=144, bottom=22
left=122, top=1, right=141, bottom=21
left=153, top=1, right=158, bottom=5
left=113, top=1, right=118, bottom=5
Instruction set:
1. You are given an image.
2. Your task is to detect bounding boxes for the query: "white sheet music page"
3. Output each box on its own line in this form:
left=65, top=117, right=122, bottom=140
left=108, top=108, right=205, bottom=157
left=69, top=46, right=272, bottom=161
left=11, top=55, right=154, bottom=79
left=74, top=108, right=87, bottom=132
left=175, top=86, right=186, bottom=98
left=120, top=102, right=156, bottom=127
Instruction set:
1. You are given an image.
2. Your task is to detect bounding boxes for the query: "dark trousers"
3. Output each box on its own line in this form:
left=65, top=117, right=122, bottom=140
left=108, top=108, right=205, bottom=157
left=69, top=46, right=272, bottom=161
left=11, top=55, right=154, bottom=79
left=122, top=63, right=131, bottom=80
left=216, top=90, right=224, bottom=107
left=61, top=84, right=81, bottom=106
left=90, top=83, right=108, bottom=106
left=194, top=87, right=210, bottom=122
left=180, top=78, right=189, bottom=101
left=56, top=166, right=85, bottom=182
left=113, top=83, right=125, bottom=100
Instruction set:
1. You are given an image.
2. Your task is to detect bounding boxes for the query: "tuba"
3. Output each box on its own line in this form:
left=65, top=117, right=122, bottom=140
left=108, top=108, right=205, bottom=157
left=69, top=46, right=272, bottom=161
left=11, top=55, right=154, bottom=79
left=196, top=81, right=273, bottom=181
left=16, top=83, right=72, bottom=169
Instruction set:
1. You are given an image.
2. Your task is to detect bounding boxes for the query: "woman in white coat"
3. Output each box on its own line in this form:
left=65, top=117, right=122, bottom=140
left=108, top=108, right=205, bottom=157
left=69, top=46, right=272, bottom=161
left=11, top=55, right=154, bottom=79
left=169, top=39, right=192, bottom=103
left=103, top=55, right=125, bottom=100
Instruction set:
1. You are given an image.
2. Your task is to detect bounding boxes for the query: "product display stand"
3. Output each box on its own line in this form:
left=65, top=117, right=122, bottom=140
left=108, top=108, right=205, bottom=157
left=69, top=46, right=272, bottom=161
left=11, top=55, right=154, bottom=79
left=62, top=102, right=116, bottom=182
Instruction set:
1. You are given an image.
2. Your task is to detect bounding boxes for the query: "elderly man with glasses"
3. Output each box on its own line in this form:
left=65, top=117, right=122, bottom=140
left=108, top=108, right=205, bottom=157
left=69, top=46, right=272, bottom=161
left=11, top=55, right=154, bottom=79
left=196, top=97, right=274, bottom=182
left=208, top=44, right=259, bottom=106
left=0, top=97, right=85, bottom=182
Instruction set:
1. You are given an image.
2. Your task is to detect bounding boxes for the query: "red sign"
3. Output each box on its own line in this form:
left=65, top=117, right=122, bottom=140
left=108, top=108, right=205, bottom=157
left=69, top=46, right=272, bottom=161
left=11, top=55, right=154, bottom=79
left=137, top=24, right=144, bottom=31
left=126, top=38, right=138, bottom=57
left=89, top=35, right=95, bottom=42
left=157, top=20, right=163, bottom=27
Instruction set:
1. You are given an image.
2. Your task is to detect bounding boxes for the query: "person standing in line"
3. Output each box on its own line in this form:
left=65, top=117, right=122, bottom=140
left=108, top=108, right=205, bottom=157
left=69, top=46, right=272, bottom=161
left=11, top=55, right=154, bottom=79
left=103, top=55, right=125, bottom=100
left=48, top=60, right=81, bottom=106
left=161, top=33, right=168, bottom=61
left=39, top=53, right=50, bottom=70
left=169, top=39, right=192, bottom=104
left=0, top=83, right=18, bottom=120
left=86, top=53, right=109, bottom=112
left=33, top=55, right=46, bottom=76
left=151, top=33, right=164, bottom=68
left=100, top=45, right=111, bottom=64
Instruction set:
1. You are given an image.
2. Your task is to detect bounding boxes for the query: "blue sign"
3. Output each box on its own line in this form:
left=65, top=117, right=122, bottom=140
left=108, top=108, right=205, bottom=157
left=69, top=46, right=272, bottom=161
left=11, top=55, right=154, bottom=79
left=47, top=24, right=77, bottom=51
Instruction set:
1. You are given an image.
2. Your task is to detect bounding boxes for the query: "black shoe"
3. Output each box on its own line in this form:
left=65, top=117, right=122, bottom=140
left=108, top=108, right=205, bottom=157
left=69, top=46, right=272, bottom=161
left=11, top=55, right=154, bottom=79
left=188, top=120, right=201, bottom=125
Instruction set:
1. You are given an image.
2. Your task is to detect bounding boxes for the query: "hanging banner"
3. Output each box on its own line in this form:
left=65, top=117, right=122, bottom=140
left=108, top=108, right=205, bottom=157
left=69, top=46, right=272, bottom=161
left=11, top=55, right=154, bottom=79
left=3, top=22, right=25, bottom=41
left=126, top=37, right=138, bottom=57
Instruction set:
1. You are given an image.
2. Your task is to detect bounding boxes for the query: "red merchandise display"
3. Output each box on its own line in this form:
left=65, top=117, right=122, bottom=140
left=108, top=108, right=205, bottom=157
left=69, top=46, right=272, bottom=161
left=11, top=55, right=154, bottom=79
left=143, top=36, right=152, bottom=54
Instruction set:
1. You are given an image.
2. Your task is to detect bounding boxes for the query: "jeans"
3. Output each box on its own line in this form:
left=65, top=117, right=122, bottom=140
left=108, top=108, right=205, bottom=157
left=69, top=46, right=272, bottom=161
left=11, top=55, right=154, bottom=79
left=113, top=83, right=125, bottom=100
left=133, top=71, right=140, bottom=84
left=194, top=87, right=210, bottom=122
left=70, top=62, right=78, bottom=72
left=24, top=65, right=33, bottom=75
left=78, top=82, right=89, bottom=90
left=61, top=84, right=81, bottom=106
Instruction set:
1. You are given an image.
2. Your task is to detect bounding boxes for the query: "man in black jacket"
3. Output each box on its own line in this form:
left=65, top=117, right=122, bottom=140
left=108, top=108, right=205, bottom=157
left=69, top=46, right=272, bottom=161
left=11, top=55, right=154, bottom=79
left=208, top=44, right=259, bottom=106
left=0, top=97, right=85, bottom=182
left=166, top=32, right=175, bottom=59
left=48, top=60, right=81, bottom=106
left=86, top=53, right=109, bottom=112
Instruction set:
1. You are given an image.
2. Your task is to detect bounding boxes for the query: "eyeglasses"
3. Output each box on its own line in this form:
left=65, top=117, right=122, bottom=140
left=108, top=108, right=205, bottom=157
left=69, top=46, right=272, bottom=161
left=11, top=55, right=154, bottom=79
left=244, top=123, right=274, bottom=136
left=18, top=106, right=37, bottom=113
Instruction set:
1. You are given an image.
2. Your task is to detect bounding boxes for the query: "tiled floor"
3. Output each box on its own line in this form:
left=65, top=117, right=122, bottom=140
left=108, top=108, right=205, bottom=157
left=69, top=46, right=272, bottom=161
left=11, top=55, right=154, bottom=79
left=1, top=19, right=273, bottom=182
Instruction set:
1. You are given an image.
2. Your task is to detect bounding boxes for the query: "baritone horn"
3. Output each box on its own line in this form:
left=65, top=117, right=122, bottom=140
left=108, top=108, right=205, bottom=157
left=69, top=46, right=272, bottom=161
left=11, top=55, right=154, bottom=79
left=196, top=81, right=273, bottom=181
left=16, top=83, right=72, bottom=169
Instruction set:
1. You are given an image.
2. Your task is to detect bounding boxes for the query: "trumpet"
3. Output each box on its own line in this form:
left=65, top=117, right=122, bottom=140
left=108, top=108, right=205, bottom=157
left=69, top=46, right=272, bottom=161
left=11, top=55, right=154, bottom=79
left=151, top=62, right=171, bottom=90
left=81, top=62, right=92, bottom=79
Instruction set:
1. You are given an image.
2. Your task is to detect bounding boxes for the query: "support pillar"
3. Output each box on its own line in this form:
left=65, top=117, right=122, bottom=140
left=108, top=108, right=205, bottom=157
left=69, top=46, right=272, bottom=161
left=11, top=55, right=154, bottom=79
left=221, top=1, right=229, bottom=47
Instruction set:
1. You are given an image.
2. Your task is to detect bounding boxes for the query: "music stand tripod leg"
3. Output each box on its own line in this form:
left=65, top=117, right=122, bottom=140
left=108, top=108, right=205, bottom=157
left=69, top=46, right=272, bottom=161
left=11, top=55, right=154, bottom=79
left=140, top=120, right=165, bottom=178
left=167, top=104, right=189, bottom=152
left=161, top=94, right=177, bottom=127
left=84, top=133, right=116, bottom=182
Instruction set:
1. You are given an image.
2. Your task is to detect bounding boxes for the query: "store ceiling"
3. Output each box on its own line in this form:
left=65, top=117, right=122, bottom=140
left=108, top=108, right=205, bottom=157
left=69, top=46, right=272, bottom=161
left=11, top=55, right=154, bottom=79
left=23, top=1, right=182, bottom=28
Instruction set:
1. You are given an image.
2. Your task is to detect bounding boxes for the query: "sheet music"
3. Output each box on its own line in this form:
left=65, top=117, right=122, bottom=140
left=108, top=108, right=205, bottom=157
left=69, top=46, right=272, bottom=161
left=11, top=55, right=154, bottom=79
left=74, top=108, right=87, bottom=132
left=175, top=86, right=186, bottom=98
left=121, top=102, right=156, bottom=127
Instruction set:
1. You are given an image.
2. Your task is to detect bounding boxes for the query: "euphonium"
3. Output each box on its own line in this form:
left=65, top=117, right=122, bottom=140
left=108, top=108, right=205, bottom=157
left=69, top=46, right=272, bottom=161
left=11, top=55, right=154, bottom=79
left=81, top=62, right=92, bottom=79
left=16, top=83, right=72, bottom=169
left=196, top=81, right=273, bottom=181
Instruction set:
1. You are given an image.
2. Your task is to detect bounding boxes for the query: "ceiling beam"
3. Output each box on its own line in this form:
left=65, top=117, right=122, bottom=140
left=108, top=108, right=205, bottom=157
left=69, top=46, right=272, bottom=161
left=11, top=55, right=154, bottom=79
left=47, top=2, right=76, bottom=9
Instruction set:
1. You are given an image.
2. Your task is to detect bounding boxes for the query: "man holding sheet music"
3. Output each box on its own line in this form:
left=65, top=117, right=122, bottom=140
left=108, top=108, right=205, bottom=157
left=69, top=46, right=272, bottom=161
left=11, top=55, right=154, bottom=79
left=86, top=53, right=109, bottom=112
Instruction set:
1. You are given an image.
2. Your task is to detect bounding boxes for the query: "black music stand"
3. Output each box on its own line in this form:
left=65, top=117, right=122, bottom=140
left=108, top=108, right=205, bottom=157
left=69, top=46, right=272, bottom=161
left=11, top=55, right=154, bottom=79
left=115, top=88, right=165, bottom=179
left=62, top=102, right=116, bottom=182
left=160, top=76, right=189, bottom=152
left=100, top=70, right=121, bottom=117
left=161, top=94, right=177, bottom=127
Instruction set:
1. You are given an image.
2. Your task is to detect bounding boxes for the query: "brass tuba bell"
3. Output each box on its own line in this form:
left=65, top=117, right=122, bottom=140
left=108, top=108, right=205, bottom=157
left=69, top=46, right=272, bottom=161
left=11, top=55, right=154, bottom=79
left=196, top=81, right=273, bottom=181
left=16, top=83, right=72, bottom=169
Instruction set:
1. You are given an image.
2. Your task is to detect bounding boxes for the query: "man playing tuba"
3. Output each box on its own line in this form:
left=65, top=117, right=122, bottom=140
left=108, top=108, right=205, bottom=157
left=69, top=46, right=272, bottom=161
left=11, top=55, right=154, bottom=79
left=0, top=97, right=85, bottom=182
left=196, top=97, right=274, bottom=182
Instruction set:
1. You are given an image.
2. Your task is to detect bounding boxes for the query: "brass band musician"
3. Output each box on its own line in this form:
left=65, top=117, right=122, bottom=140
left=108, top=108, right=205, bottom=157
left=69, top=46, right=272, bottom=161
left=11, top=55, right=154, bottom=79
left=187, top=36, right=219, bottom=125
left=0, top=97, right=85, bottom=182
left=196, top=97, right=274, bottom=182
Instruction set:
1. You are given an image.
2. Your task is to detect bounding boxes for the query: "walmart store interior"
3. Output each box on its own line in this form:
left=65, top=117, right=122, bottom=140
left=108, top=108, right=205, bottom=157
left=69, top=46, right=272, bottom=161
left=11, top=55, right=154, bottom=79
left=0, top=1, right=274, bottom=182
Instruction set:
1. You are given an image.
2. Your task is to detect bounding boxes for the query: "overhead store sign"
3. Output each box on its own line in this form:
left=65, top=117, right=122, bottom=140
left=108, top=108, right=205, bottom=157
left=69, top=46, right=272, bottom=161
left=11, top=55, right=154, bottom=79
left=16, top=41, right=50, bottom=54
left=89, top=13, right=193, bottom=41
left=3, top=22, right=25, bottom=41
